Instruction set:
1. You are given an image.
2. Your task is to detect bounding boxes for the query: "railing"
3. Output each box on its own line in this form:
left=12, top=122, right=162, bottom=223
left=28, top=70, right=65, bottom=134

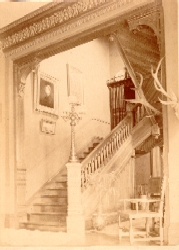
left=81, top=104, right=147, bottom=191
left=132, top=104, right=146, bottom=126
left=81, top=114, right=133, bottom=190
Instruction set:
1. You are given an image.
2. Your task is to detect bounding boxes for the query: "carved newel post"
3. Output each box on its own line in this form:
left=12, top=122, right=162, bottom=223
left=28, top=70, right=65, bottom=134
left=66, top=162, right=85, bottom=236
left=62, top=103, right=85, bottom=237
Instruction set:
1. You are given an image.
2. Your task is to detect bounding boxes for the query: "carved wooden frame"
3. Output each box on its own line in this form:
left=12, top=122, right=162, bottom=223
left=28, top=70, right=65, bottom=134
left=34, top=69, right=59, bottom=118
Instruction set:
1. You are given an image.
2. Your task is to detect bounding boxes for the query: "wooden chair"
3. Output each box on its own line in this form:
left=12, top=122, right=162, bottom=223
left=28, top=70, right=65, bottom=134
left=118, top=175, right=166, bottom=245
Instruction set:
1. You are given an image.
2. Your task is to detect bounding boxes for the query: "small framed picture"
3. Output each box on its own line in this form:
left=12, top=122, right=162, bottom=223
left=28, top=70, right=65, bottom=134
left=41, top=119, right=56, bottom=135
left=67, top=64, right=84, bottom=105
left=34, top=70, right=59, bottom=117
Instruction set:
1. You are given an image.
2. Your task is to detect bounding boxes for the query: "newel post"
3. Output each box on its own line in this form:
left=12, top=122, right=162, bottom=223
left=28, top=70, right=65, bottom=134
left=66, top=162, right=85, bottom=237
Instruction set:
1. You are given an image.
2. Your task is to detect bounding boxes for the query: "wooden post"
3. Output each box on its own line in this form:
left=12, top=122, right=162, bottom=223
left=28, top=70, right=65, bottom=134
left=66, top=162, right=85, bottom=238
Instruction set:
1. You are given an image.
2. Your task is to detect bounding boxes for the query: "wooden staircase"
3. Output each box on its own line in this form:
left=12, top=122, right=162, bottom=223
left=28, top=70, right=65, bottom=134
left=19, top=137, right=103, bottom=232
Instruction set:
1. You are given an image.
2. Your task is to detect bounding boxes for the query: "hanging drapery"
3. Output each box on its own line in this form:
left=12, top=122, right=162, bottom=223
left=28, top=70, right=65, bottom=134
left=107, top=77, right=135, bottom=130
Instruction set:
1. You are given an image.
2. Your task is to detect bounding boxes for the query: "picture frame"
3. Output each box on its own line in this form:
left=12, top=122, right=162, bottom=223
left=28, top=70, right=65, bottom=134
left=67, top=64, right=84, bottom=105
left=41, top=119, right=56, bottom=135
left=34, top=70, right=59, bottom=117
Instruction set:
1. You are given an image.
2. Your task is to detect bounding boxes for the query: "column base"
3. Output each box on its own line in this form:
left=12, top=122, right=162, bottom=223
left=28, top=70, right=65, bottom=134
left=0, top=214, right=5, bottom=229
left=168, top=222, right=179, bottom=245
left=67, top=215, right=85, bottom=236
left=4, top=214, right=18, bottom=229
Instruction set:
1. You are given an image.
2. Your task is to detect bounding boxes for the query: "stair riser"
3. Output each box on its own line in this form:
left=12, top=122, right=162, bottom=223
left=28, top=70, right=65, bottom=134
left=19, top=223, right=66, bottom=232
left=27, top=214, right=66, bottom=222
left=44, top=189, right=67, bottom=196
left=40, top=197, right=67, bottom=203
left=33, top=205, right=67, bottom=213
left=46, top=183, right=67, bottom=189
left=53, top=177, right=67, bottom=182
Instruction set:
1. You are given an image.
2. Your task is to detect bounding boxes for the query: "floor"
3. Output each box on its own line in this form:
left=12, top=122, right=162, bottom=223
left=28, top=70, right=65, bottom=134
left=85, top=219, right=159, bottom=246
left=0, top=219, right=160, bottom=247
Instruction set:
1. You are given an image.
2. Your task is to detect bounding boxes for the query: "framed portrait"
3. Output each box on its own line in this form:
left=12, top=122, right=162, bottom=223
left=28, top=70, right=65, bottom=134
left=67, top=64, right=84, bottom=105
left=34, top=70, right=59, bottom=117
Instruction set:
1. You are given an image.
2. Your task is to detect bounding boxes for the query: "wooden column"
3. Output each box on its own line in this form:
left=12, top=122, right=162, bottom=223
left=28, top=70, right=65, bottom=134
left=14, top=60, right=40, bottom=224
left=151, top=146, right=162, bottom=177
left=0, top=54, right=17, bottom=228
left=163, top=0, right=179, bottom=245
left=0, top=50, right=6, bottom=233
left=14, top=64, right=27, bottom=223
left=66, top=162, right=85, bottom=238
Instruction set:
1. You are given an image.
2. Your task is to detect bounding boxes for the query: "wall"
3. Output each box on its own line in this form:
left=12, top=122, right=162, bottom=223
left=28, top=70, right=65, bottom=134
left=135, top=153, right=151, bottom=197
left=109, top=40, right=125, bottom=78
left=24, top=37, right=111, bottom=200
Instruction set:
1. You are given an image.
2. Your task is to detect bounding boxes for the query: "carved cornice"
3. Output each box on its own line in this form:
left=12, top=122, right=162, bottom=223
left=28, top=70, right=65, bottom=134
left=0, top=0, right=145, bottom=57
left=14, top=58, right=41, bottom=97
left=127, top=4, right=162, bottom=45
left=1, top=0, right=108, bottom=50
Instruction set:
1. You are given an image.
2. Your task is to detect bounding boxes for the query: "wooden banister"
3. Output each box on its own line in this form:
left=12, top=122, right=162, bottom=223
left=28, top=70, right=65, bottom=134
left=81, top=114, right=133, bottom=190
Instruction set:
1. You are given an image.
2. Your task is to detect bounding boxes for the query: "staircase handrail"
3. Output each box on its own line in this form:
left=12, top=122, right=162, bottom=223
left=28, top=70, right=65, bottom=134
left=81, top=113, right=133, bottom=190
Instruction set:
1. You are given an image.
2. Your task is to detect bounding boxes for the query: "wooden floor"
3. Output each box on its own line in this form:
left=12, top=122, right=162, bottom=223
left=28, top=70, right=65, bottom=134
left=0, top=218, right=160, bottom=246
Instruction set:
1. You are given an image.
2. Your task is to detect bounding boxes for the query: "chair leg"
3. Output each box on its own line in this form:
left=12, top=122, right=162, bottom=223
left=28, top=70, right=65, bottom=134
left=118, top=215, right=122, bottom=243
left=145, top=217, right=150, bottom=237
left=152, top=217, right=155, bottom=231
left=129, top=218, right=133, bottom=245
left=159, top=217, right=164, bottom=246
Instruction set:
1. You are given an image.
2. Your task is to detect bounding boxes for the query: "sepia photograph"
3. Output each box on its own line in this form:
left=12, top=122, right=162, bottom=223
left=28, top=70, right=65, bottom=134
left=0, top=0, right=178, bottom=248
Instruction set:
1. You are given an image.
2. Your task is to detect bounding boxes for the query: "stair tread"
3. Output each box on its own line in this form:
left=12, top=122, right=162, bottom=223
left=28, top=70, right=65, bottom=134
left=20, top=221, right=64, bottom=226
left=41, top=194, right=67, bottom=197
left=28, top=212, right=67, bottom=215
left=34, top=202, right=67, bottom=206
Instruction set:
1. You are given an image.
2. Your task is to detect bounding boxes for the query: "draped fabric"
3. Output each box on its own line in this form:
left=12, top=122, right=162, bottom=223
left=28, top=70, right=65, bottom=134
left=108, top=78, right=135, bottom=130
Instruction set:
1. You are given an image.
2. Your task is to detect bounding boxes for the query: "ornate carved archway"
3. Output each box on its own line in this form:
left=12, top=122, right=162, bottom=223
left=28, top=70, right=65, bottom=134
left=0, top=0, right=163, bottom=225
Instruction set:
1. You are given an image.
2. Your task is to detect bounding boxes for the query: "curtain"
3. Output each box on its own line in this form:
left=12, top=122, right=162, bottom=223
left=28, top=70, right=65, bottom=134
left=108, top=78, right=134, bottom=130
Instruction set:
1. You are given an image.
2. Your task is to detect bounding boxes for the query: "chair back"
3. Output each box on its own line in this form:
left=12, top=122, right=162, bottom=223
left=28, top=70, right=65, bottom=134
left=148, top=175, right=167, bottom=213
left=148, top=177, right=161, bottom=198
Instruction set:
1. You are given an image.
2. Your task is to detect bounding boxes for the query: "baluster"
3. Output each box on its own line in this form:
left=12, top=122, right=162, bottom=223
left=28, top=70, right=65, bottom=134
left=97, top=152, right=101, bottom=168
left=88, top=162, right=92, bottom=175
left=111, top=137, right=114, bottom=154
left=106, top=143, right=109, bottom=160
left=84, top=167, right=88, bottom=186
left=116, top=132, right=119, bottom=149
left=81, top=169, right=84, bottom=189
left=100, top=148, right=104, bottom=166
left=91, top=159, right=95, bottom=174
left=114, top=133, right=117, bottom=152
left=94, top=156, right=98, bottom=170
left=103, top=145, right=107, bottom=163
left=125, top=123, right=128, bottom=138
left=108, top=141, right=111, bottom=157
left=121, top=126, right=124, bottom=143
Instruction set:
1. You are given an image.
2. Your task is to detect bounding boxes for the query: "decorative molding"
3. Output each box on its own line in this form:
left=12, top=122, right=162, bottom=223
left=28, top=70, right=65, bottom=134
left=1, top=0, right=107, bottom=50
left=14, top=58, right=41, bottom=97
left=127, top=4, right=162, bottom=47
left=2, top=0, right=135, bottom=58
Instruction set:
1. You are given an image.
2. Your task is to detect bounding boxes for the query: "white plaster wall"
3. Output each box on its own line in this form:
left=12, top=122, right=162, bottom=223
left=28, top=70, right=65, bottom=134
left=109, top=40, right=125, bottom=78
left=24, top=38, right=111, bottom=200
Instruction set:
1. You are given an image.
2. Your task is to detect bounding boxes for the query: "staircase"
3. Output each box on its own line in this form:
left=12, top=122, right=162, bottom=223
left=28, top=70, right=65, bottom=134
left=19, top=136, right=103, bottom=232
